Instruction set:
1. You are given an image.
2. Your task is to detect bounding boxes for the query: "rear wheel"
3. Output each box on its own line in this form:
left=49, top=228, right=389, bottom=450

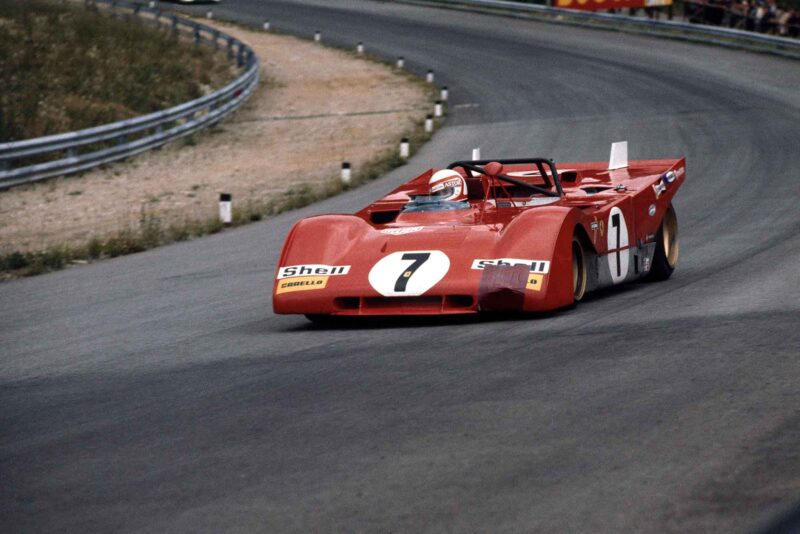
left=647, top=203, right=679, bottom=281
left=572, top=236, right=587, bottom=302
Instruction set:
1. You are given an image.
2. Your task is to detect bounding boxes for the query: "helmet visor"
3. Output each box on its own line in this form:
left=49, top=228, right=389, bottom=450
left=430, top=178, right=463, bottom=200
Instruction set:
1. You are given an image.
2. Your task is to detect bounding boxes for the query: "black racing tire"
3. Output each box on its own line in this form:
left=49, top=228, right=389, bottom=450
left=647, top=203, right=679, bottom=281
left=572, top=235, right=588, bottom=302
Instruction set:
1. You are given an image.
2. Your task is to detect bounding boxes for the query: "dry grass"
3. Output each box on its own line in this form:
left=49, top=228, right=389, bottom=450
left=0, top=129, right=432, bottom=277
left=0, top=14, right=439, bottom=278
left=0, top=0, right=232, bottom=141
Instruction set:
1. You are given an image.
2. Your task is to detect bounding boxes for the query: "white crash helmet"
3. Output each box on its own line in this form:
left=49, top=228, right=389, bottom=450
left=428, top=169, right=467, bottom=202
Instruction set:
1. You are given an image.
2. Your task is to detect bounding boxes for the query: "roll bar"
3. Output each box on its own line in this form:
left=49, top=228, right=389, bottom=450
left=447, top=158, right=564, bottom=198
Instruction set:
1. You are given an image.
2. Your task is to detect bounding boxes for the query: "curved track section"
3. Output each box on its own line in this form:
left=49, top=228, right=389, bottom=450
left=2, top=1, right=799, bottom=531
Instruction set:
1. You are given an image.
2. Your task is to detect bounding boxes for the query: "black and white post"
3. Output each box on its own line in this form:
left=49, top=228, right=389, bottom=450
left=206, top=10, right=213, bottom=19
left=425, top=114, right=434, bottom=134
left=396, top=56, right=405, bottom=69
left=148, top=0, right=155, bottom=8
left=400, top=138, right=410, bottom=160
left=426, top=70, right=435, bottom=83
left=356, top=42, right=364, bottom=54
left=263, top=19, right=270, bottom=31
left=314, top=30, right=321, bottom=42
left=472, top=148, right=481, bottom=161
left=434, top=100, right=443, bottom=118
left=440, top=86, right=449, bottom=102
left=341, top=162, right=352, bottom=185
left=219, top=193, right=232, bottom=225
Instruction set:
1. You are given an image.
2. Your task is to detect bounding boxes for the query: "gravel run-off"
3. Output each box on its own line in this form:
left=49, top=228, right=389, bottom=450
left=0, top=20, right=431, bottom=253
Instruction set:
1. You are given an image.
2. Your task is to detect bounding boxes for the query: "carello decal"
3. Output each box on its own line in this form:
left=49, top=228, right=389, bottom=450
left=471, top=258, right=551, bottom=274
left=277, top=264, right=350, bottom=279
left=276, top=276, right=329, bottom=294
left=526, top=274, right=544, bottom=292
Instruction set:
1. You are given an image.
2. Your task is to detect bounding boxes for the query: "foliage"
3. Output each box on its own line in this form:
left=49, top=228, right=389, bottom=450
left=0, top=0, right=232, bottom=142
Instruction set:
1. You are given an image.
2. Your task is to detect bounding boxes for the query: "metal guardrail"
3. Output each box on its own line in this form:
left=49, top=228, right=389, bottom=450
left=0, top=0, right=260, bottom=189
left=415, top=0, right=800, bottom=56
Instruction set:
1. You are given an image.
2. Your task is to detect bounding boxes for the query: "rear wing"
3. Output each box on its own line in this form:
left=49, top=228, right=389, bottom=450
left=608, top=141, right=628, bottom=170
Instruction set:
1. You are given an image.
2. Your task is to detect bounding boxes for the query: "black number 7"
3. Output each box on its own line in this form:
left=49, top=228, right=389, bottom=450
left=394, top=253, right=431, bottom=292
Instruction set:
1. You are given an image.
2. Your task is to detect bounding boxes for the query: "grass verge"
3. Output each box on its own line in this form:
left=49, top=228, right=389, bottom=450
left=0, top=9, right=442, bottom=279
left=0, top=0, right=232, bottom=142
left=0, top=114, right=439, bottom=279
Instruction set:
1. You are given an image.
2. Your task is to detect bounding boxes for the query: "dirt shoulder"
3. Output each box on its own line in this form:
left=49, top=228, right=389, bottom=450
left=0, top=19, right=432, bottom=255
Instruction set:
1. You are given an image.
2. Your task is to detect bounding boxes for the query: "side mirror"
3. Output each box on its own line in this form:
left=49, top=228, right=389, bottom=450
left=484, top=161, right=503, bottom=176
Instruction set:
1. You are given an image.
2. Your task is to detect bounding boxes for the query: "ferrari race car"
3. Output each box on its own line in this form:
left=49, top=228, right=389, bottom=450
left=273, top=142, right=684, bottom=319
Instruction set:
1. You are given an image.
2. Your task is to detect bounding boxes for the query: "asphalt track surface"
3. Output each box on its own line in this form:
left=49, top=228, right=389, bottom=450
left=2, top=1, right=800, bottom=532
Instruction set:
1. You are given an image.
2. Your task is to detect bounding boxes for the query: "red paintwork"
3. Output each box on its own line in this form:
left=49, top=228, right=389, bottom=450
left=273, top=158, right=685, bottom=316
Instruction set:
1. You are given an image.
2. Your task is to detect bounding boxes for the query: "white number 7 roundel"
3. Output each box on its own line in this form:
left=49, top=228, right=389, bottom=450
left=368, top=250, right=450, bottom=297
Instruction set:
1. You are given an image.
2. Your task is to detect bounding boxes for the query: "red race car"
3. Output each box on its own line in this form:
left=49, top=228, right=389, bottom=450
left=273, top=142, right=684, bottom=320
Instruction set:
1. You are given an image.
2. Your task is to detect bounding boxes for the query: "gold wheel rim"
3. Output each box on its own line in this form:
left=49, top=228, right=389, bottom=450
left=572, top=240, right=586, bottom=301
left=663, top=207, right=679, bottom=268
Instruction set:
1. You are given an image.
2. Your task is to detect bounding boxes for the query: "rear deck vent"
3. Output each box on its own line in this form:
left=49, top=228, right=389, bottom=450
left=560, top=170, right=578, bottom=182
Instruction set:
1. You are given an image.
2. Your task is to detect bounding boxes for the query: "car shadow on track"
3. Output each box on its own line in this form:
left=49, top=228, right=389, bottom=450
left=286, top=308, right=575, bottom=331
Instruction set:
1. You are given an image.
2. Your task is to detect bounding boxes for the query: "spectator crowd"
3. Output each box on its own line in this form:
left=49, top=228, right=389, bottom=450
left=682, top=0, right=800, bottom=36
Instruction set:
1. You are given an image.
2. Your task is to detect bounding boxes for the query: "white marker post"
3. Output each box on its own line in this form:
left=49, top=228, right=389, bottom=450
left=426, top=70, right=435, bottom=83
left=206, top=10, right=213, bottom=19
left=341, top=162, right=352, bottom=185
left=434, top=100, right=443, bottom=118
left=263, top=20, right=271, bottom=31
left=440, top=86, right=449, bottom=102
left=148, top=0, right=156, bottom=8
left=425, top=114, right=434, bottom=133
left=400, top=138, right=410, bottom=160
left=356, top=42, right=364, bottom=54
left=396, top=57, right=405, bottom=69
left=219, top=193, right=232, bottom=225
left=472, top=147, right=481, bottom=161
left=314, top=30, right=321, bottom=42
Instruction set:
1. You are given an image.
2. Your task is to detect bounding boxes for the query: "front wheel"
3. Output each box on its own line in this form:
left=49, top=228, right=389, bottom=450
left=647, top=203, right=679, bottom=281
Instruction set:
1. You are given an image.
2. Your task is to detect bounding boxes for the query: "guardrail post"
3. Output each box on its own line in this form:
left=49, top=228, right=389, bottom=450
left=237, top=45, right=245, bottom=67
left=227, top=37, right=234, bottom=59
left=171, top=15, right=178, bottom=34
left=66, top=147, right=77, bottom=159
left=193, top=24, right=200, bottom=46
left=0, top=160, right=9, bottom=172
left=212, top=30, right=220, bottom=50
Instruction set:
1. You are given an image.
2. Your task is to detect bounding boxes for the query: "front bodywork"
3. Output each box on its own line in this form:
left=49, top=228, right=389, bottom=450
left=273, top=158, right=685, bottom=316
